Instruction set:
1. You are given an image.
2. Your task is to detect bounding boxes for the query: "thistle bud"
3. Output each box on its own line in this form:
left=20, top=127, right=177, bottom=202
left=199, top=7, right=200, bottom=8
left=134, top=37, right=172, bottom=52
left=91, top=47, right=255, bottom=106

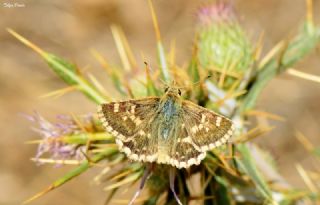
left=196, top=2, right=253, bottom=89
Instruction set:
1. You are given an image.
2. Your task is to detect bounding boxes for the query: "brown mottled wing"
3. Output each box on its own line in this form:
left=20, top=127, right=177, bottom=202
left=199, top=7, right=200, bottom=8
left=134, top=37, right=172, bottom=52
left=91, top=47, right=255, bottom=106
left=181, top=100, right=234, bottom=152
left=98, top=97, right=160, bottom=162
left=166, top=123, right=206, bottom=169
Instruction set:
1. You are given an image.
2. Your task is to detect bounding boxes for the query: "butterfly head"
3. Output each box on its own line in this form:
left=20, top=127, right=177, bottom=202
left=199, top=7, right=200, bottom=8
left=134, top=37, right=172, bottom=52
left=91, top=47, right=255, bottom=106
left=164, top=86, right=182, bottom=98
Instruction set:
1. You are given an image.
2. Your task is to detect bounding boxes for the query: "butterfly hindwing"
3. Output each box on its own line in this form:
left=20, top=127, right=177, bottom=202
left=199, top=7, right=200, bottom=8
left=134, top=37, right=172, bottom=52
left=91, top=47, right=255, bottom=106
left=167, top=123, right=206, bottom=168
left=181, top=100, right=235, bottom=152
left=98, top=97, right=160, bottom=162
left=120, top=120, right=160, bottom=162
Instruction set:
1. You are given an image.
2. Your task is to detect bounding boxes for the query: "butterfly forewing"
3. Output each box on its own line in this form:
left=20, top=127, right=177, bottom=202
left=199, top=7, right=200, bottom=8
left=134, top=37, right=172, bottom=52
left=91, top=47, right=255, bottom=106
left=98, top=97, right=160, bottom=162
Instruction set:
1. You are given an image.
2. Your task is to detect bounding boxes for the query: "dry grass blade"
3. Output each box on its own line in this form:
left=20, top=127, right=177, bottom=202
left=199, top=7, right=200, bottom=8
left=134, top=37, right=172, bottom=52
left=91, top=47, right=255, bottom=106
left=24, top=149, right=117, bottom=204
left=109, top=170, right=133, bottom=182
left=94, top=166, right=111, bottom=184
left=215, top=89, right=247, bottom=106
left=295, top=131, right=314, bottom=152
left=92, top=146, right=118, bottom=153
left=218, top=53, right=236, bottom=88
left=168, top=39, right=176, bottom=67
left=23, top=186, right=55, bottom=204
left=70, top=113, right=86, bottom=132
left=104, top=172, right=141, bottom=191
left=90, top=49, right=112, bottom=74
left=88, top=73, right=109, bottom=96
left=236, top=125, right=275, bottom=143
left=253, top=31, right=265, bottom=61
left=148, top=0, right=170, bottom=82
left=39, top=85, right=79, bottom=99
left=217, top=154, right=239, bottom=177
left=25, top=139, right=43, bottom=144
left=148, top=0, right=161, bottom=42
left=296, top=164, right=318, bottom=193
left=31, top=158, right=83, bottom=165
left=117, top=27, right=138, bottom=70
left=208, top=66, right=242, bottom=79
left=111, top=25, right=131, bottom=71
left=245, top=110, right=286, bottom=121
left=7, top=28, right=46, bottom=57
left=306, top=0, right=314, bottom=25
left=259, top=40, right=286, bottom=69
left=287, top=68, right=320, bottom=84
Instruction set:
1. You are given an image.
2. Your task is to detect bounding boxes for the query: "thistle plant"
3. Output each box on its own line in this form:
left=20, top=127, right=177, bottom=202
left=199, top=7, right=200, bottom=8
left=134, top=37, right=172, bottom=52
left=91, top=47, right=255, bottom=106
left=10, top=0, right=320, bottom=205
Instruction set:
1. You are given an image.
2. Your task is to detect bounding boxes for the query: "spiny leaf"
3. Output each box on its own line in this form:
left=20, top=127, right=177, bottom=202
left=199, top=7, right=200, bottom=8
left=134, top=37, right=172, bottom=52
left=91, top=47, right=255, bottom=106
left=214, top=176, right=232, bottom=205
left=287, top=68, right=320, bottom=84
left=8, top=29, right=107, bottom=104
left=104, top=171, right=142, bottom=191
left=236, top=144, right=275, bottom=204
left=90, top=49, right=126, bottom=96
left=148, top=0, right=170, bottom=82
left=44, top=53, right=107, bottom=104
left=240, top=20, right=319, bottom=113
left=23, top=148, right=117, bottom=204
left=111, top=25, right=132, bottom=72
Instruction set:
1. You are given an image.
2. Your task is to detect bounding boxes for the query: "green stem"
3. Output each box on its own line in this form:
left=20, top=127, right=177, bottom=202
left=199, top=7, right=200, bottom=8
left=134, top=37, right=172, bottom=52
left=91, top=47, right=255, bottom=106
left=240, top=24, right=320, bottom=113
left=45, top=53, right=107, bottom=104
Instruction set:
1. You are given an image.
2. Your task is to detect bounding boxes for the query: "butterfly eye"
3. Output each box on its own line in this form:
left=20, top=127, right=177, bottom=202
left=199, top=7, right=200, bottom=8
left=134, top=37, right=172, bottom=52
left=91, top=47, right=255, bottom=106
left=178, top=89, right=182, bottom=96
left=164, top=87, right=169, bottom=92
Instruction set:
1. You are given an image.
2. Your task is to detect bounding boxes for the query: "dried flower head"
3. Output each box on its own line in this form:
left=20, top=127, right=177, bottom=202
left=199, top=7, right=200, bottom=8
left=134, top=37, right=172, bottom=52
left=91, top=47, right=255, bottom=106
left=25, top=112, right=86, bottom=164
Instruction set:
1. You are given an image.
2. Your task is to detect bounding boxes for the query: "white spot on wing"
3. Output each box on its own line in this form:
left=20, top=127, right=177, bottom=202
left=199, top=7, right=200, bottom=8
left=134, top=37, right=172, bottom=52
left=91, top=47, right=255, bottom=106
left=114, top=103, right=120, bottom=112
left=115, top=139, right=123, bottom=147
left=106, top=126, right=113, bottom=132
left=146, top=154, right=157, bottom=162
left=215, top=141, right=222, bottom=147
left=216, top=116, right=222, bottom=127
left=130, top=154, right=139, bottom=161
left=130, top=115, right=136, bottom=121
left=130, top=105, right=136, bottom=114
left=139, top=130, right=146, bottom=136
left=123, top=147, right=131, bottom=155
left=201, top=114, right=206, bottom=123
left=134, top=117, right=142, bottom=126
left=112, top=130, right=118, bottom=136
left=191, top=125, right=198, bottom=134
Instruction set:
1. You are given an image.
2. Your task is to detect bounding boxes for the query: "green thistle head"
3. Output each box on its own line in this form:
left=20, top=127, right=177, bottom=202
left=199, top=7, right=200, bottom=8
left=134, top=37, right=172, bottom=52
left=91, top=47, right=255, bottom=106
left=196, top=2, right=253, bottom=89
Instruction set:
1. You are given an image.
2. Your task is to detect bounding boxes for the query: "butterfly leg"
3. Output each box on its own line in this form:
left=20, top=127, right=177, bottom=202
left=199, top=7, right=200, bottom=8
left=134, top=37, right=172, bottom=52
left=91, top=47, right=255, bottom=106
left=169, top=167, right=183, bottom=205
left=128, top=164, right=153, bottom=205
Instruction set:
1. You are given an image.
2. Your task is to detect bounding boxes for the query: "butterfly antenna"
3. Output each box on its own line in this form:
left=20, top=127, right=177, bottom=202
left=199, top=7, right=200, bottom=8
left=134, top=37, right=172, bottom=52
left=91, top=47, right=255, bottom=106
left=192, top=75, right=212, bottom=86
left=169, top=167, right=183, bottom=205
left=176, top=75, right=212, bottom=90
left=128, top=164, right=152, bottom=205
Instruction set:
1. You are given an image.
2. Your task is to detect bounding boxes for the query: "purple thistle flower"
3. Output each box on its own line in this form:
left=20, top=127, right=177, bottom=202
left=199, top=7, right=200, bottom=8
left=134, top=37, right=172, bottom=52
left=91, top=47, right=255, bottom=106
left=24, top=112, right=85, bottom=165
left=197, top=2, right=235, bottom=25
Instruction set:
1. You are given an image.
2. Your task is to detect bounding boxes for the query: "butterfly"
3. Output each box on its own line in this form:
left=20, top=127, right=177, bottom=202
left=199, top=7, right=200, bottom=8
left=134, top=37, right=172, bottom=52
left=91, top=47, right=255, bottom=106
left=98, top=86, right=234, bottom=169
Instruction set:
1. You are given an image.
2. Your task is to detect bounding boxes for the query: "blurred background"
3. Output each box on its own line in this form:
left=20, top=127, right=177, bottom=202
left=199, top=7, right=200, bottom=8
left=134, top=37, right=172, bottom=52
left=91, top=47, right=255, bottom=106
left=1, top=0, right=319, bottom=204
